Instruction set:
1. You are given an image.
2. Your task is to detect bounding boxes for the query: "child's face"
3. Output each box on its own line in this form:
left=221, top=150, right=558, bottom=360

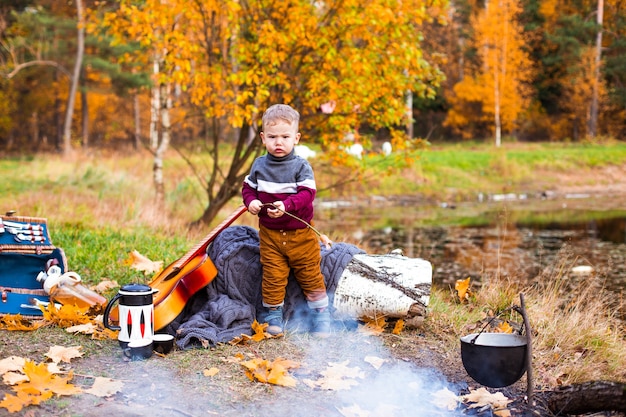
left=260, top=120, right=301, bottom=158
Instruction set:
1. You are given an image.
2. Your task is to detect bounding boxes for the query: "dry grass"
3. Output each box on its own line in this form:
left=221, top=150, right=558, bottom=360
left=425, top=251, right=626, bottom=390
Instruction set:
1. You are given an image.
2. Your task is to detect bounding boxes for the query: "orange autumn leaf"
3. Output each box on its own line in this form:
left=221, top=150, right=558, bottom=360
left=0, top=314, right=46, bottom=331
left=0, top=388, right=53, bottom=413
left=240, top=357, right=299, bottom=387
left=455, top=277, right=472, bottom=303
left=229, top=320, right=278, bottom=345
left=497, top=321, right=514, bottom=334
left=392, top=319, right=405, bottom=335
left=359, top=315, right=386, bottom=334
left=0, top=360, right=81, bottom=412
left=41, top=302, right=92, bottom=328
left=19, top=361, right=82, bottom=397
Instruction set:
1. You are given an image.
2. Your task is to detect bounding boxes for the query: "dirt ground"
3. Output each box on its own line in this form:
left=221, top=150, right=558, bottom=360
left=2, top=320, right=537, bottom=417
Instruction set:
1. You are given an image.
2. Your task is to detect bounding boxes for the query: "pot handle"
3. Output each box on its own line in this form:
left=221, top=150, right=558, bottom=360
left=102, top=293, right=122, bottom=331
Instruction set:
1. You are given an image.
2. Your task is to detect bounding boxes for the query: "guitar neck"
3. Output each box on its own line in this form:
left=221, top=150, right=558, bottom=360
left=172, top=205, right=248, bottom=270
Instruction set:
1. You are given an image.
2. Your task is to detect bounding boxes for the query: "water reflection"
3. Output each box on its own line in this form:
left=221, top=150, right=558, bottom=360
left=315, top=196, right=626, bottom=319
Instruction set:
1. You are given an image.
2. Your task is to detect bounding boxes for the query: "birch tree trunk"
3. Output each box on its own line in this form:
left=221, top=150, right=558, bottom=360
left=134, top=93, right=141, bottom=150
left=81, top=67, right=89, bottom=148
left=588, top=0, right=604, bottom=138
left=149, top=58, right=160, bottom=152
left=153, top=81, right=171, bottom=207
left=62, top=0, right=84, bottom=156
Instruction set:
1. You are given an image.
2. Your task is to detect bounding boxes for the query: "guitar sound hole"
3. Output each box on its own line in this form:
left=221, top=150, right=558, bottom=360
left=162, top=268, right=180, bottom=282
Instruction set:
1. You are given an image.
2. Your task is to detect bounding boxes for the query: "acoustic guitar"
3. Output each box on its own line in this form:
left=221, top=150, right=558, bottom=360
left=150, top=205, right=248, bottom=331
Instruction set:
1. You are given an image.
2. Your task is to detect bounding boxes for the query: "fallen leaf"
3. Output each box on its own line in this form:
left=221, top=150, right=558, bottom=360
left=0, top=356, right=26, bottom=375
left=363, top=356, right=386, bottom=370
left=392, top=319, right=404, bottom=335
left=46, top=363, right=63, bottom=374
left=358, top=316, right=386, bottom=335
left=455, top=277, right=472, bottom=303
left=45, top=346, right=83, bottom=364
left=203, top=368, right=220, bottom=377
left=84, top=377, right=124, bottom=397
left=3, top=371, right=28, bottom=385
left=497, top=321, right=513, bottom=333
left=0, top=315, right=46, bottom=331
left=0, top=388, right=53, bottom=413
left=306, top=360, right=366, bottom=391
left=65, top=323, right=97, bottom=334
left=431, top=387, right=460, bottom=410
left=124, top=250, right=163, bottom=275
left=240, top=357, right=299, bottom=387
left=41, top=303, right=91, bottom=327
left=90, top=279, right=119, bottom=294
left=462, top=387, right=512, bottom=409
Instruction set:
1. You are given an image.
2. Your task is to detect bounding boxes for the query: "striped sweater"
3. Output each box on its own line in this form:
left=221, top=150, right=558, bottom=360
left=242, top=150, right=316, bottom=230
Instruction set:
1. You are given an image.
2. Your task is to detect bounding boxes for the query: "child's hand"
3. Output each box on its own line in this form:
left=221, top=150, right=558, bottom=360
left=266, top=201, right=285, bottom=218
left=248, top=199, right=263, bottom=215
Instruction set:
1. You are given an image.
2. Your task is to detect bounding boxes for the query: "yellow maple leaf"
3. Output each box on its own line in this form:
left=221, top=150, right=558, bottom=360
left=0, top=360, right=82, bottom=412
left=0, top=314, right=46, bottom=331
left=41, top=302, right=91, bottom=328
left=358, top=315, right=386, bottom=334
left=241, top=357, right=299, bottom=387
left=0, top=388, right=53, bottom=413
left=455, top=277, right=472, bottom=303
left=392, top=319, right=404, bottom=335
left=20, top=360, right=82, bottom=396
left=497, top=321, right=514, bottom=334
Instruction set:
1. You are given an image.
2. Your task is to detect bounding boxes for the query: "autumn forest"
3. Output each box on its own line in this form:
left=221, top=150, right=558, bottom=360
left=1, top=0, right=625, bottom=153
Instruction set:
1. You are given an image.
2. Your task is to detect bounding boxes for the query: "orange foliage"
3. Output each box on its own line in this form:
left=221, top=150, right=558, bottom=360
left=445, top=0, right=533, bottom=140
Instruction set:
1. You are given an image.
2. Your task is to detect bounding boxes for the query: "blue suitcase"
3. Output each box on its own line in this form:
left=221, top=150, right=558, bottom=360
left=0, top=214, right=68, bottom=317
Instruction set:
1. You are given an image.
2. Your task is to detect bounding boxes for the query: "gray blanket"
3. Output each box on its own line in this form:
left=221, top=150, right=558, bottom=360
left=168, top=226, right=364, bottom=349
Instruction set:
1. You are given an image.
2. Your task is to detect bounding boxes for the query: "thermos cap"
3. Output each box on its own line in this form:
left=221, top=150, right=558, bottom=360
left=119, top=283, right=155, bottom=295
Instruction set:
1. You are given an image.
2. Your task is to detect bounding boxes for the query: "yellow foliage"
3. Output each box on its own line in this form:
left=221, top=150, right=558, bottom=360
left=496, top=321, right=514, bottom=333
left=0, top=315, right=46, bottom=332
left=95, top=0, right=448, bottom=156
left=0, top=360, right=81, bottom=413
left=240, top=357, right=299, bottom=387
left=455, top=277, right=472, bottom=303
left=41, top=302, right=92, bottom=328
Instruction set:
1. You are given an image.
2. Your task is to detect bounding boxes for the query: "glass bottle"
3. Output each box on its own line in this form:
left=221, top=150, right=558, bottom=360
left=37, top=265, right=107, bottom=309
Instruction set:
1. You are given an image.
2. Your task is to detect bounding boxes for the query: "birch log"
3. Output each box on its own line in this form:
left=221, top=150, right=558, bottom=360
left=333, top=253, right=432, bottom=328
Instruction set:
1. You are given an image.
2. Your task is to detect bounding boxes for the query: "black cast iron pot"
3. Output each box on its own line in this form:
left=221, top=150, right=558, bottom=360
left=460, top=332, right=527, bottom=388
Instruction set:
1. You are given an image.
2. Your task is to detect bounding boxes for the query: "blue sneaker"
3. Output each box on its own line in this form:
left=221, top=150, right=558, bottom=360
left=311, top=308, right=331, bottom=338
left=260, top=307, right=284, bottom=335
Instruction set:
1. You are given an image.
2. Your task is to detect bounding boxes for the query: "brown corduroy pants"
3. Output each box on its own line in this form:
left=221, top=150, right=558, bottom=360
left=259, top=224, right=328, bottom=307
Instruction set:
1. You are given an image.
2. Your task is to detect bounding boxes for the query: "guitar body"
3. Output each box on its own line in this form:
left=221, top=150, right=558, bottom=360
left=150, top=252, right=217, bottom=331
left=143, top=205, right=247, bottom=331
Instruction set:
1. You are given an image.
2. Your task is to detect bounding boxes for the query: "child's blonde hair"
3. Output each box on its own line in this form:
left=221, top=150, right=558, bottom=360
left=262, top=104, right=300, bottom=131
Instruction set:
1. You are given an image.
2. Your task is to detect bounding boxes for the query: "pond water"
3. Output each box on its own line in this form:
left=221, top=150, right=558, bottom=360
left=315, top=193, right=626, bottom=319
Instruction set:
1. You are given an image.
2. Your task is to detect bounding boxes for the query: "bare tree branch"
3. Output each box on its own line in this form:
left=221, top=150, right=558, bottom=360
left=3, top=59, right=71, bottom=79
